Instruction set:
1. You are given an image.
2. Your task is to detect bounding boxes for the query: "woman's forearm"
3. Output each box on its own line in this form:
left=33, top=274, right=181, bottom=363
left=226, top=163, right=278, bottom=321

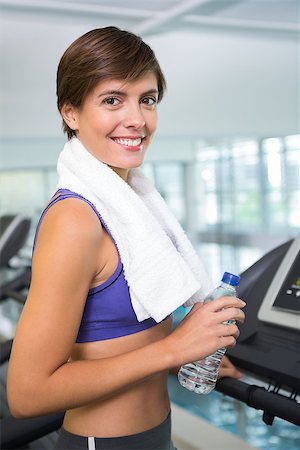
left=8, top=297, right=245, bottom=419
left=8, top=338, right=172, bottom=419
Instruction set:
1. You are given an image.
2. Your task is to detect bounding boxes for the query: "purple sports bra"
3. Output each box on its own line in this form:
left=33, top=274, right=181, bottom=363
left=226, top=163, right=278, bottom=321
left=33, top=189, right=159, bottom=343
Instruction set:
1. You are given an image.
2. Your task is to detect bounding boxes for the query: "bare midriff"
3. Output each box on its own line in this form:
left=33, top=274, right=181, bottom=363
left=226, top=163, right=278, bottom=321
left=63, top=316, right=173, bottom=438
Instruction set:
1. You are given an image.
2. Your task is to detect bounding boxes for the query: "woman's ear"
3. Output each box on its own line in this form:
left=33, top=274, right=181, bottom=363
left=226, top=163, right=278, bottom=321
left=61, top=104, right=79, bottom=131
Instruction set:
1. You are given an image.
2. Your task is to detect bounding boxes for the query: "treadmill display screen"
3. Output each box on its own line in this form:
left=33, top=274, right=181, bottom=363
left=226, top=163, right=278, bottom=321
left=272, top=255, right=300, bottom=314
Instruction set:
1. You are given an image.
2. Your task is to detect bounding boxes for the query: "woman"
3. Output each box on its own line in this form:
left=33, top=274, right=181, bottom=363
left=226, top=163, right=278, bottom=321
left=7, top=27, right=245, bottom=450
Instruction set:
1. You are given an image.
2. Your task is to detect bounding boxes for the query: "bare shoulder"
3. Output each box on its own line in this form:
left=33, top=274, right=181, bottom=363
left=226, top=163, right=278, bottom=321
left=8, top=198, right=105, bottom=379
left=35, top=197, right=103, bottom=250
left=31, top=196, right=105, bottom=307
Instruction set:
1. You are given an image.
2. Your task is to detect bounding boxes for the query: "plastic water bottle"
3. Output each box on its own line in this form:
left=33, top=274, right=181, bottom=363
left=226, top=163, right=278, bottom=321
left=178, top=272, right=240, bottom=394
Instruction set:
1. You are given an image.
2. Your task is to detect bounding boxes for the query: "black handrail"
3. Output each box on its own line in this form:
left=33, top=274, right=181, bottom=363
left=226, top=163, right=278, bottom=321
left=216, top=377, right=300, bottom=426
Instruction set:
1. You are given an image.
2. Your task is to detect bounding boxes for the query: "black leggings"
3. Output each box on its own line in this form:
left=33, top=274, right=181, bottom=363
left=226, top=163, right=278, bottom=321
left=54, top=412, right=177, bottom=450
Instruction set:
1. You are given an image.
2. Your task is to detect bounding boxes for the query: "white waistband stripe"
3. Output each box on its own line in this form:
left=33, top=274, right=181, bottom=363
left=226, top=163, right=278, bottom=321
left=88, top=436, right=96, bottom=450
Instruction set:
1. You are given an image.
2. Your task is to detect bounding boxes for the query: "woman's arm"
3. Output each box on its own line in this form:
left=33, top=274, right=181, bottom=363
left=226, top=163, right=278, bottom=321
left=7, top=199, right=245, bottom=418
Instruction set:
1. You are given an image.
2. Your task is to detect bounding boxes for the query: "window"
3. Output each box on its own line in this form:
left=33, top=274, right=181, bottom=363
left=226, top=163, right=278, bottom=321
left=0, top=134, right=299, bottom=283
left=0, top=168, right=57, bottom=246
left=146, top=162, right=187, bottom=227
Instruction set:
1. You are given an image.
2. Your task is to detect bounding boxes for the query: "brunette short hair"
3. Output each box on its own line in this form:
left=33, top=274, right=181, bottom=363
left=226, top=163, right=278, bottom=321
left=56, top=26, right=166, bottom=139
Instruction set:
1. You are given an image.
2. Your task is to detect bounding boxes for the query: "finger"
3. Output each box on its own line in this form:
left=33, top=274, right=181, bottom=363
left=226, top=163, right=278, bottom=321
left=216, top=307, right=245, bottom=324
left=219, top=356, right=243, bottom=379
left=233, top=328, right=240, bottom=340
left=218, top=366, right=242, bottom=380
left=219, top=335, right=236, bottom=349
left=217, top=323, right=240, bottom=338
left=206, top=296, right=246, bottom=312
left=221, top=355, right=236, bottom=369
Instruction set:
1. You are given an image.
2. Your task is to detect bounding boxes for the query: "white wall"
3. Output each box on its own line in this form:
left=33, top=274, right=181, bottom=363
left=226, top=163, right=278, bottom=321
left=0, top=9, right=299, bottom=167
left=148, top=30, right=299, bottom=138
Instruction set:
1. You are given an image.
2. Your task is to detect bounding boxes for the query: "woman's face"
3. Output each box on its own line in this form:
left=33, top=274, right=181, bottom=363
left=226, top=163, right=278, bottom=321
left=63, top=72, right=158, bottom=180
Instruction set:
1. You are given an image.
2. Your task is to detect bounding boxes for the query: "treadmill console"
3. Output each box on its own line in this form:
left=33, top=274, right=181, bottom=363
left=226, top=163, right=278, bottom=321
left=258, top=234, right=300, bottom=330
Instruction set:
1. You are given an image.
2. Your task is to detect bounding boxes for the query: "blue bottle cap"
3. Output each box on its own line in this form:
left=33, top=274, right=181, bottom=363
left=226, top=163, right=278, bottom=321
left=222, top=272, right=240, bottom=286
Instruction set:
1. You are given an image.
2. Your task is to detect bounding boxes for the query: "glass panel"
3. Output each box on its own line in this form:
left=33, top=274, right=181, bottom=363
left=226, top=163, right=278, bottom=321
left=232, top=141, right=259, bottom=191
left=154, top=163, right=186, bottom=226
left=284, top=134, right=300, bottom=150
left=219, top=244, right=236, bottom=275
left=196, top=192, right=218, bottom=226
left=45, top=169, right=59, bottom=197
left=219, top=194, right=234, bottom=227
left=235, top=192, right=261, bottom=227
left=232, top=140, right=258, bottom=157
left=0, top=170, right=45, bottom=217
left=196, top=243, right=263, bottom=284
left=263, top=137, right=283, bottom=153
left=197, top=242, right=220, bottom=285
left=287, top=191, right=300, bottom=228
left=0, top=168, right=58, bottom=248
left=285, top=150, right=300, bottom=191
left=266, top=191, right=286, bottom=227
left=196, top=147, right=219, bottom=161
left=141, top=163, right=155, bottom=183
left=264, top=149, right=283, bottom=189
left=237, top=246, right=263, bottom=274
left=195, top=159, right=218, bottom=193
left=220, top=157, right=233, bottom=193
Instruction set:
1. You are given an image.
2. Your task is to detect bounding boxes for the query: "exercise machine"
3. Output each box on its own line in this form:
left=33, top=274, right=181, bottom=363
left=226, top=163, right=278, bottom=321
left=217, top=235, right=300, bottom=426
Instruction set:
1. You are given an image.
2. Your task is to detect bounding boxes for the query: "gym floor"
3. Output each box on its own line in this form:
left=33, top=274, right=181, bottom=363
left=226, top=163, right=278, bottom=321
left=171, top=403, right=258, bottom=450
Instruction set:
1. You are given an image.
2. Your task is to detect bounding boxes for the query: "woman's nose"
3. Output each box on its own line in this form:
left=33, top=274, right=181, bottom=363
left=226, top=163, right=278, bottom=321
left=122, top=103, right=146, bottom=129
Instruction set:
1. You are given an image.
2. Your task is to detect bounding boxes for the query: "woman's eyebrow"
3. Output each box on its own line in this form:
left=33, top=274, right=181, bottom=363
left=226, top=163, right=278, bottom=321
left=142, top=89, right=159, bottom=98
left=97, top=90, right=125, bottom=98
left=97, top=88, right=158, bottom=98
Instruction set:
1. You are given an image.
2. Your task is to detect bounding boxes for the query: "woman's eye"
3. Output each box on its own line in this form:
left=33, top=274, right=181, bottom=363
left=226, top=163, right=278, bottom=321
left=103, top=97, right=120, bottom=106
left=141, top=97, right=157, bottom=106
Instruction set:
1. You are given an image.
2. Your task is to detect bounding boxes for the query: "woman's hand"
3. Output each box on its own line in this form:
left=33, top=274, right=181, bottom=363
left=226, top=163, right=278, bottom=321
left=218, top=355, right=242, bottom=380
left=163, top=297, right=246, bottom=369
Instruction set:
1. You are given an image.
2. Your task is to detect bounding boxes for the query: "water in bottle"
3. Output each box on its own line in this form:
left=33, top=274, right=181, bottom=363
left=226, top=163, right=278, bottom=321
left=178, top=271, right=240, bottom=394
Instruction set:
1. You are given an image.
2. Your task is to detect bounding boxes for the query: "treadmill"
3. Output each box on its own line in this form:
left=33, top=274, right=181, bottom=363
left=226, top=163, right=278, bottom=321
left=217, top=234, right=300, bottom=426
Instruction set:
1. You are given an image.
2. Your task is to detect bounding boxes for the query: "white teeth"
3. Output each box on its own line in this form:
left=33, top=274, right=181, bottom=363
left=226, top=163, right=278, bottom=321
left=113, top=137, right=142, bottom=147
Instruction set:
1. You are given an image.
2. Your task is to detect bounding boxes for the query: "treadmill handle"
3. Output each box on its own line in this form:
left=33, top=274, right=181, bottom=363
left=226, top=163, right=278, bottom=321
left=0, top=413, right=64, bottom=449
left=216, top=377, right=300, bottom=426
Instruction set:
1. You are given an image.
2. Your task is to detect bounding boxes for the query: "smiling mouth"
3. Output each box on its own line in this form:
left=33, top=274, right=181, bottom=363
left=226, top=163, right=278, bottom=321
left=111, top=137, right=145, bottom=149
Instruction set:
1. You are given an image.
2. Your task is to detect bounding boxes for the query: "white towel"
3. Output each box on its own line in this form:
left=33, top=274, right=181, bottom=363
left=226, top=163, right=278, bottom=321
left=57, top=137, right=213, bottom=322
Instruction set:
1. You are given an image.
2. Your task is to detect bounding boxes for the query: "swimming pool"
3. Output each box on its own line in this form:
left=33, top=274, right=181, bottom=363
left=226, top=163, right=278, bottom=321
left=168, top=373, right=300, bottom=450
